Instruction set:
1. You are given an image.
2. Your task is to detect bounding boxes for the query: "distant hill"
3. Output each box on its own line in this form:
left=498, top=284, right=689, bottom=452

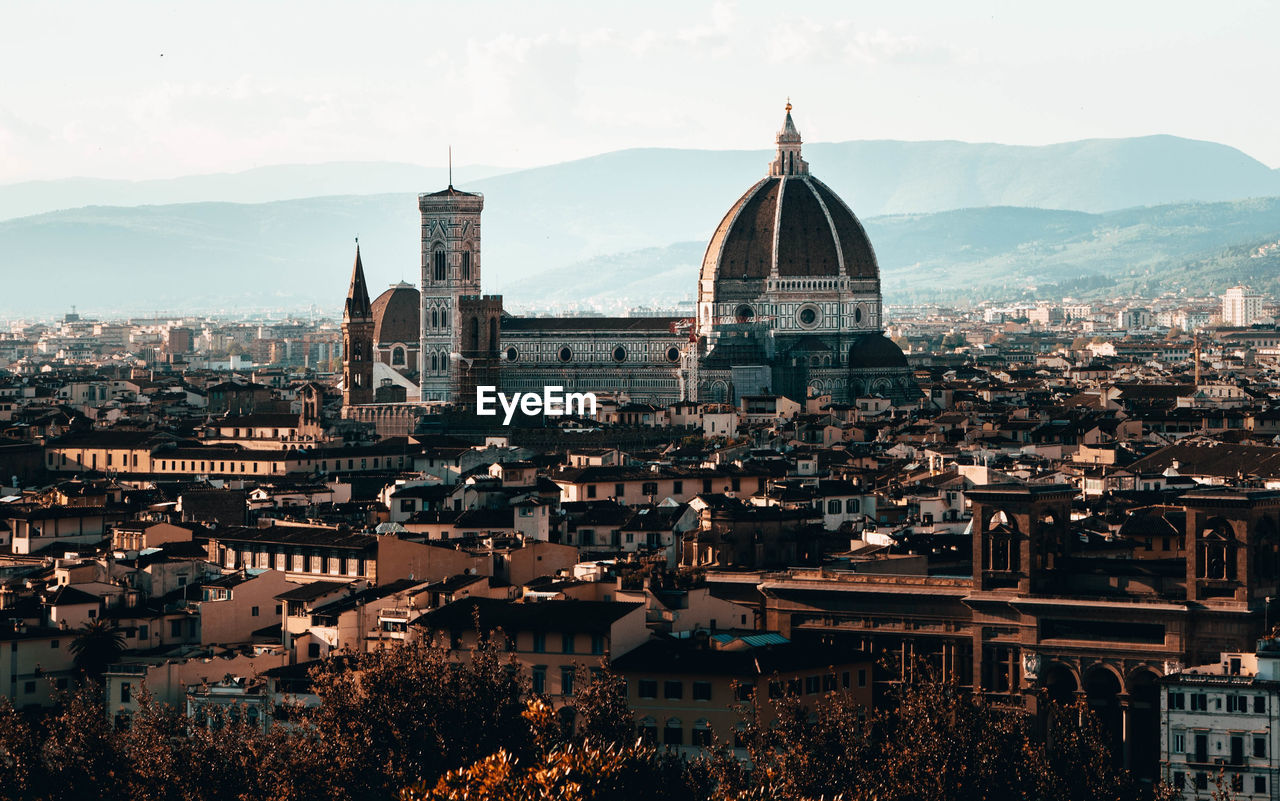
left=0, top=162, right=513, bottom=222
left=3, top=193, right=1279, bottom=316
left=501, top=198, right=1280, bottom=310
left=4, top=135, right=1279, bottom=317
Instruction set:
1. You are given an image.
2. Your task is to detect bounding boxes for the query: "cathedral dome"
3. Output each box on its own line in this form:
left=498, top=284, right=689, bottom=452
left=847, top=333, right=910, bottom=370
left=700, top=105, right=879, bottom=283
left=371, top=281, right=420, bottom=345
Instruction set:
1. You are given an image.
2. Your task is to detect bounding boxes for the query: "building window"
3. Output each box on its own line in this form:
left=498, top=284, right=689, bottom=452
left=558, top=346, right=572, bottom=363
left=612, top=345, right=626, bottom=362
left=1190, top=694, right=1207, bottom=711
left=587, top=485, right=597, bottom=499
left=805, top=676, right=820, bottom=695
left=1167, top=691, right=1185, bottom=710
left=1256, top=776, right=1267, bottom=794
left=664, top=680, right=683, bottom=700
left=591, top=634, right=604, bottom=655
left=642, top=482, right=658, bottom=496
left=858, top=668, right=867, bottom=687
left=560, top=667, right=575, bottom=697
left=664, top=719, right=683, bottom=746
left=532, top=632, right=546, bottom=653
left=638, top=717, right=657, bottom=744
left=532, top=666, right=546, bottom=695
left=392, top=347, right=405, bottom=366
left=692, top=681, right=712, bottom=701
left=692, top=722, right=712, bottom=747
left=1255, top=696, right=1266, bottom=713
left=23, top=681, right=35, bottom=695
left=308, top=643, right=321, bottom=659
left=562, top=633, right=575, bottom=654
left=1255, top=736, right=1267, bottom=758
left=638, top=679, right=658, bottom=699
left=673, top=480, right=683, bottom=494
left=170, top=620, right=182, bottom=637
left=251, top=606, right=259, bottom=617
left=433, top=248, right=446, bottom=282
left=1172, top=772, right=1184, bottom=790
left=1172, top=733, right=1185, bottom=754
left=461, top=249, right=472, bottom=282
left=120, top=682, right=131, bottom=703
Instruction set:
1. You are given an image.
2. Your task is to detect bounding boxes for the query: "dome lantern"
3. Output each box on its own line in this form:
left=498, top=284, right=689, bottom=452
left=769, top=99, right=809, bottom=177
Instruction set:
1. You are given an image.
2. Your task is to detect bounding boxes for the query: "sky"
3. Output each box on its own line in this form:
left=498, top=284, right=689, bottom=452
left=1, top=0, right=1277, bottom=184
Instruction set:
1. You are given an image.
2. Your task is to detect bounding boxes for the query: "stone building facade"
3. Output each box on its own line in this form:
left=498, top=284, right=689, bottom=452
left=744, top=485, right=1280, bottom=783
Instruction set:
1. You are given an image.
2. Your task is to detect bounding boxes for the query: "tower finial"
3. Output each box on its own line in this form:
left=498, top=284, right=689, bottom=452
left=448, top=145, right=452, bottom=189
left=786, top=97, right=792, bottom=113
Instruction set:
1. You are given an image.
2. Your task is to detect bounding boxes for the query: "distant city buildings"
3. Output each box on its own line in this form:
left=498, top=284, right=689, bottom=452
left=1224, top=285, right=1266, bottom=327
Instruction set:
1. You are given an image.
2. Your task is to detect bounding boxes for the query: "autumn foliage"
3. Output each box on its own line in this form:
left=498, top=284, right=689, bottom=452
left=0, top=640, right=1164, bottom=801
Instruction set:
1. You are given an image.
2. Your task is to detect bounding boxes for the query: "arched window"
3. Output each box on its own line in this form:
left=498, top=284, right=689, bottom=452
left=469, top=317, right=480, bottom=354
left=392, top=347, right=405, bottom=366
left=1199, top=517, right=1235, bottom=580
left=433, top=248, right=446, bottom=282
left=488, top=317, right=498, bottom=356
left=664, top=717, right=684, bottom=746
left=638, top=717, right=658, bottom=744
left=431, top=308, right=439, bottom=330
left=461, top=246, right=472, bottom=282
left=430, top=352, right=438, bottom=372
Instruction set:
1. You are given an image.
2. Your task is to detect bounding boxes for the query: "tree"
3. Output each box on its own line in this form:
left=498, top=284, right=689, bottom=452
left=405, top=699, right=711, bottom=801
left=40, top=685, right=128, bottom=801
left=0, top=696, right=42, bottom=801
left=68, top=618, right=127, bottom=680
left=570, top=666, right=632, bottom=746
left=300, top=636, right=532, bottom=800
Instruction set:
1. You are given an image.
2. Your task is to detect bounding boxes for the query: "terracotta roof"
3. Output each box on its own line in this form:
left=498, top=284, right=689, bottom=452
left=371, top=282, right=420, bottom=346
left=700, top=176, right=878, bottom=282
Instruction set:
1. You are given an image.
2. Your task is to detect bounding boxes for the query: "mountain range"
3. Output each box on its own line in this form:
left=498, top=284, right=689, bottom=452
left=1, top=135, right=1278, bottom=316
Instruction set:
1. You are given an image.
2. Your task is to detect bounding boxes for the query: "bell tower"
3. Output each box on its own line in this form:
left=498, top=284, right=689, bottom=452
left=342, top=243, right=374, bottom=408
left=418, top=183, right=484, bottom=402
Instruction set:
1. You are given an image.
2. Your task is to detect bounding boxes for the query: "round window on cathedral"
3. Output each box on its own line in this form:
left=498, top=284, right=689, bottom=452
left=734, top=304, right=754, bottom=323
left=504, top=346, right=519, bottom=362
left=855, top=305, right=863, bottom=324
left=798, top=305, right=819, bottom=328
left=666, top=346, right=681, bottom=363
left=558, top=346, right=573, bottom=363
left=612, top=346, right=627, bottom=362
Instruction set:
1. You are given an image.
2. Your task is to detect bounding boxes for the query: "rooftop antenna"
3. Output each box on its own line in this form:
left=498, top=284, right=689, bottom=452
left=448, top=145, right=453, bottom=188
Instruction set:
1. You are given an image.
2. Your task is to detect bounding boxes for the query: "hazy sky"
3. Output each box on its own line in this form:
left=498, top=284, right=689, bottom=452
left=2, top=0, right=1277, bottom=184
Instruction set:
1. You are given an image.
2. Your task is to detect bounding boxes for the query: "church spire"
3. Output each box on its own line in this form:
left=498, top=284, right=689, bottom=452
left=344, top=240, right=372, bottom=321
left=769, top=98, right=809, bottom=177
